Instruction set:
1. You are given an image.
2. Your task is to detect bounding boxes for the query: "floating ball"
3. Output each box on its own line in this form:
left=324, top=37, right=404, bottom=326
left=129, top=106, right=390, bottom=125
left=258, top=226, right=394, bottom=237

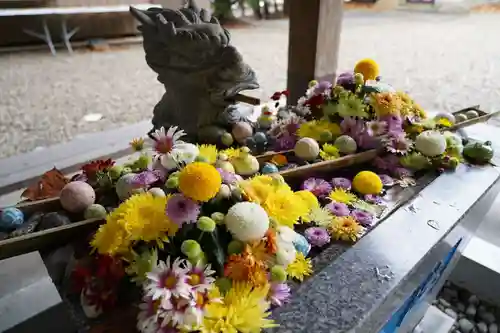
left=39, top=212, right=71, bottom=230
left=261, top=162, right=279, bottom=174
left=224, top=202, right=270, bottom=242
left=221, top=132, right=234, bottom=146
left=232, top=122, right=253, bottom=145
left=115, top=173, right=137, bottom=201
left=455, top=114, right=468, bottom=123
left=293, top=233, right=311, bottom=256
left=245, top=136, right=256, bottom=148
left=60, top=181, right=96, bottom=213
left=294, top=137, right=320, bottom=161
left=334, top=135, right=357, bottom=154
left=148, top=187, right=166, bottom=198
left=352, top=171, right=383, bottom=195
left=0, top=207, right=24, bottom=230
left=435, top=112, right=456, bottom=125
left=465, top=110, right=479, bottom=119
left=84, top=204, right=108, bottom=220
left=253, top=132, right=268, bottom=145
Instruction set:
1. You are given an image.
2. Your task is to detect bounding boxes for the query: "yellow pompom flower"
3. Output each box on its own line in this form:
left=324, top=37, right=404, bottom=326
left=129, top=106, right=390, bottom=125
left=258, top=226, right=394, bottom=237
left=371, top=92, right=402, bottom=117
left=352, top=171, right=383, bottom=195
left=320, top=143, right=340, bottom=161
left=202, top=282, right=277, bottom=333
left=298, top=120, right=341, bottom=141
left=328, top=216, right=363, bottom=242
left=178, top=162, right=222, bottom=202
left=240, top=175, right=291, bottom=204
left=286, top=253, right=313, bottom=282
left=263, top=189, right=307, bottom=228
left=328, top=188, right=358, bottom=205
left=91, top=193, right=178, bottom=256
left=354, top=58, right=380, bottom=81
left=196, top=144, right=218, bottom=164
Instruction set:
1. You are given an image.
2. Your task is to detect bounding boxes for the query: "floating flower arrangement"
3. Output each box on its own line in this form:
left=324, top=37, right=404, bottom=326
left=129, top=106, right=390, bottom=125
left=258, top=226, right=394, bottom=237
left=0, top=59, right=496, bottom=333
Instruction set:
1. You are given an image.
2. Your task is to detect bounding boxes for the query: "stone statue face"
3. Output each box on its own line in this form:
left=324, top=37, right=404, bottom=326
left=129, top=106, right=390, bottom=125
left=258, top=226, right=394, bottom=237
left=130, top=1, right=259, bottom=99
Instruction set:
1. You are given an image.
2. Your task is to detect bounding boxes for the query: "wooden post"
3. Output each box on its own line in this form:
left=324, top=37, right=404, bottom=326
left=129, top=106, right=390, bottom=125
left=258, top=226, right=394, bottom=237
left=286, top=0, right=343, bottom=104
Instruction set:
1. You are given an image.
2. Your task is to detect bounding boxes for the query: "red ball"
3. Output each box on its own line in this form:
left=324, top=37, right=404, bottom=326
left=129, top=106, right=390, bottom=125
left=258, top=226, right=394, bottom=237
left=60, top=181, right=96, bottom=213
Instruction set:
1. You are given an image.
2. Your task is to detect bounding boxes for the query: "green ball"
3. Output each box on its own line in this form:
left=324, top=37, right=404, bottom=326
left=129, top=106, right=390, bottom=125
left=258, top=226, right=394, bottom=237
left=354, top=73, right=364, bottom=85
left=165, top=177, right=179, bottom=189
left=319, top=130, right=333, bottom=142
left=135, top=154, right=151, bottom=170
left=197, top=216, right=216, bottom=232
left=227, top=240, right=244, bottom=255
left=84, top=204, right=107, bottom=220
left=308, top=80, right=318, bottom=88
left=108, top=165, right=123, bottom=180
left=181, top=240, right=202, bottom=258
left=211, top=212, right=225, bottom=224
left=221, top=132, right=234, bottom=146
left=271, top=265, right=288, bottom=282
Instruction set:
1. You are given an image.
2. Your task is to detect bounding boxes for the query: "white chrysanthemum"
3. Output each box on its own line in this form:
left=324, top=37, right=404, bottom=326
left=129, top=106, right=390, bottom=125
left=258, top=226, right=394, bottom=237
left=137, top=298, right=163, bottom=333
left=161, top=296, right=196, bottom=328
left=184, top=261, right=216, bottom=294
left=276, top=241, right=297, bottom=267
left=144, top=257, right=192, bottom=304
left=224, top=202, right=270, bottom=242
left=151, top=126, right=186, bottom=145
left=160, top=143, right=200, bottom=170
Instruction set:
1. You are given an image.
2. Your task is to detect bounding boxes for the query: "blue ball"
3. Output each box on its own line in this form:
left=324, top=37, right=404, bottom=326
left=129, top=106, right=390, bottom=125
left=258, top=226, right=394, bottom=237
left=253, top=132, right=268, bottom=144
left=0, top=207, right=24, bottom=230
left=293, top=233, right=311, bottom=256
left=245, top=136, right=256, bottom=148
left=261, top=163, right=279, bottom=174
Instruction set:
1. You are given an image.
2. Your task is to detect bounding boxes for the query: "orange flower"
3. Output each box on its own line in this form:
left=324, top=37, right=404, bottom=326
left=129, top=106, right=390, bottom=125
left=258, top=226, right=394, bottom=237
left=270, top=154, right=288, bottom=166
left=224, top=247, right=268, bottom=287
left=265, top=229, right=278, bottom=255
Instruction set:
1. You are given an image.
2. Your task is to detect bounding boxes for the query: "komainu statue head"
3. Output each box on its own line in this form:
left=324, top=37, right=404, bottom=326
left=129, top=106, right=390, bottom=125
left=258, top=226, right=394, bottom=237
left=130, top=1, right=259, bottom=139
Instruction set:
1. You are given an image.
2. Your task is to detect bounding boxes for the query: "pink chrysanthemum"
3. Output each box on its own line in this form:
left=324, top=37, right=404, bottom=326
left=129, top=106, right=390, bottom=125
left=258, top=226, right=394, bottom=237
left=326, top=202, right=350, bottom=217
left=351, top=209, right=374, bottom=227
left=366, top=120, right=388, bottom=137
left=144, top=257, right=191, bottom=305
left=331, top=177, right=351, bottom=190
left=151, top=126, right=186, bottom=155
left=268, top=282, right=291, bottom=307
left=301, top=178, right=332, bottom=197
left=383, top=133, right=413, bottom=155
left=304, top=227, right=331, bottom=247
left=165, top=194, right=200, bottom=226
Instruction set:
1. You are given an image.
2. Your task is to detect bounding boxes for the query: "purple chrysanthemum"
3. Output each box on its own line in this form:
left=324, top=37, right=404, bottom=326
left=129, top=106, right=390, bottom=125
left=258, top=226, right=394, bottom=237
left=379, top=115, right=403, bottom=134
left=216, top=168, right=238, bottom=185
left=336, top=72, right=355, bottom=86
left=132, top=170, right=160, bottom=187
left=165, top=194, right=200, bottom=226
left=301, top=178, right=332, bottom=197
left=274, top=134, right=297, bottom=151
left=366, top=120, right=388, bottom=137
left=358, top=132, right=380, bottom=150
left=378, top=174, right=394, bottom=187
left=269, top=283, right=291, bottom=307
left=314, top=81, right=332, bottom=95
left=340, top=117, right=365, bottom=138
left=304, top=227, right=331, bottom=247
left=331, top=177, right=352, bottom=190
left=383, top=133, right=413, bottom=155
left=364, top=194, right=383, bottom=204
left=326, top=202, right=350, bottom=217
left=351, top=209, right=374, bottom=227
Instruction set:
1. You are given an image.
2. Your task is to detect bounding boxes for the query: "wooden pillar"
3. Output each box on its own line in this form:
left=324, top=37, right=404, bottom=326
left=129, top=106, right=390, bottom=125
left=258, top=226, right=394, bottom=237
left=286, top=0, right=343, bottom=104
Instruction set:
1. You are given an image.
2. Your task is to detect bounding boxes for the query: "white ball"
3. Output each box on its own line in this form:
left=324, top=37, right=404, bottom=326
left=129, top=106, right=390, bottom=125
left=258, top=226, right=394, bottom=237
left=148, top=187, right=166, bottom=197
left=276, top=242, right=297, bottom=267
left=334, top=135, right=357, bottom=154
left=294, top=137, right=320, bottom=160
left=115, top=174, right=137, bottom=201
left=224, top=202, right=270, bottom=242
left=415, top=131, right=447, bottom=157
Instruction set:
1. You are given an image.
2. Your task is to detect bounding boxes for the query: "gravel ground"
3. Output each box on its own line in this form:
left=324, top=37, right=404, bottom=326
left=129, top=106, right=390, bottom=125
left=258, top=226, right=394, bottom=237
left=1, top=11, right=500, bottom=158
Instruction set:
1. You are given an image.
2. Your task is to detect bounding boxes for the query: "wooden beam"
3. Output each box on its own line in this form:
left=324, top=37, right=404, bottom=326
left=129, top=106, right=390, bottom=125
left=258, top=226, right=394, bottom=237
left=286, top=0, right=343, bottom=104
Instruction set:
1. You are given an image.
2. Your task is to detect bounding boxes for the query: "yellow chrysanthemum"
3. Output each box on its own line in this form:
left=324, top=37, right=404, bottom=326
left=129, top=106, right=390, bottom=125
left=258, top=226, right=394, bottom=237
left=371, top=92, right=402, bottom=117
left=307, top=207, right=334, bottom=226
left=436, top=118, right=452, bottom=127
left=320, top=143, right=340, bottom=161
left=286, top=253, right=313, bottom=282
left=297, top=120, right=341, bottom=141
left=202, top=282, right=277, bottom=333
left=294, top=190, right=319, bottom=221
left=328, top=216, right=363, bottom=242
left=263, top=189, right=307, bottom=228
left=91, top=193, right=177, bottom=256
left=354, top=58, right=380, bottom=81
left=240, top=175, right=291, bottom=204
left=328, top=188, right=358, bottom=205
left=196, top=144, right=218, bottom=164
left=129, top=137, right=145, bottom=151
left=178, top=162, right=222, bottom=202
left=220, top=147, right=241, bottom=161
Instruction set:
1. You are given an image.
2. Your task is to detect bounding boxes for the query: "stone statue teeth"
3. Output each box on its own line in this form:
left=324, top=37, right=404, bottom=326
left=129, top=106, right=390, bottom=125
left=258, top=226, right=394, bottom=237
left=130, top=1, right=259, bottom=141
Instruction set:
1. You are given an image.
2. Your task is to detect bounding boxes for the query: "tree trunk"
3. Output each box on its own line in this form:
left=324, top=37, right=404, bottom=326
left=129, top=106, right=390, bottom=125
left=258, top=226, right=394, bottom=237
left=238, top=0, right=246, bottom=16
left=283, top=0, right=290, bottom=16
left=263, top=0, right=271, bottom=18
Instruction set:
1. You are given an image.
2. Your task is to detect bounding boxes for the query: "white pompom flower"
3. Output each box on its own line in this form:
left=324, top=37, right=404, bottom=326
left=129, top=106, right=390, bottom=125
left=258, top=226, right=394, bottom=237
left=224, top=202, right=270, bottom=242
